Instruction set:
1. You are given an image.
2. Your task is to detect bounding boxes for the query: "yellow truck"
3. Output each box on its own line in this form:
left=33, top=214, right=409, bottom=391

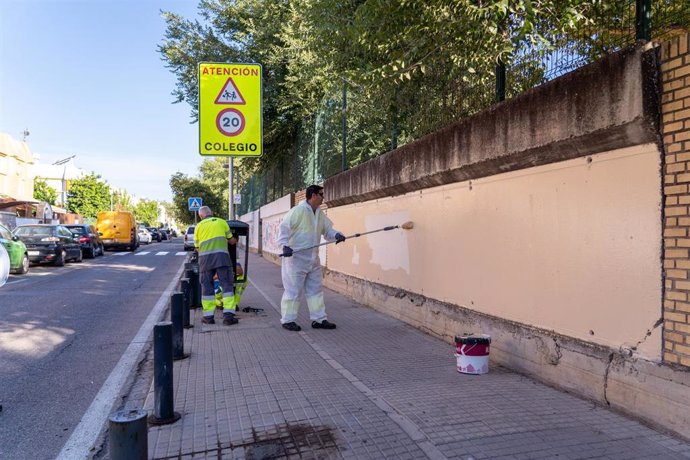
left=96, top=211, right=139, bottom=251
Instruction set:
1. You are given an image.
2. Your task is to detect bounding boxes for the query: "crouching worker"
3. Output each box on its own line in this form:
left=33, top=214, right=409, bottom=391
left=214, top=262, right=247, bottom=311
left=194, top=205, right=238, bottom=326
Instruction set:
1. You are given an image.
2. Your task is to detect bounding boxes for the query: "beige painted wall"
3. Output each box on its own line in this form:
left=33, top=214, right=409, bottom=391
left=0, top=132, right=35, bottom=201
left=325, top=144, right=663, bottom=358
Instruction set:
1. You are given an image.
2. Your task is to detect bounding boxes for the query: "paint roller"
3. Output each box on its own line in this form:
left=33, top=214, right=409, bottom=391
left=280, top=221, right=414, bottom=256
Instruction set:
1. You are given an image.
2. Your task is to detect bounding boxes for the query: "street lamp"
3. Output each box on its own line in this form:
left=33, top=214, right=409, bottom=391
left=52, top=155, right=76, bottom=206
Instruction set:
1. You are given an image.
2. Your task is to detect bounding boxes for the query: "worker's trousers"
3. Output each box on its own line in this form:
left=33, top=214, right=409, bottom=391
left=280, top=263, right=327, bottom=324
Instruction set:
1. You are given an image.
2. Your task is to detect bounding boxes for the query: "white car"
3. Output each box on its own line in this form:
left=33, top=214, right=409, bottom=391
left=138, top=228, right=152, bottom=244
left=183, top=226, right=195, bottom=251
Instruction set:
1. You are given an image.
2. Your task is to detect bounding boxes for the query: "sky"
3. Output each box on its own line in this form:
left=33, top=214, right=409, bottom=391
left=0, top=0, right=204, bottom=202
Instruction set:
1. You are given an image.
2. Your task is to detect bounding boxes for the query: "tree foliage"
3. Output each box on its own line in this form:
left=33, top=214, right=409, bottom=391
left=160, top=0, right=689, bottom=196
left=134, top=199, right=160, bottom=227
left=112, top=189, right=135, bottom=212
left=169, top=172, right=225, bottom=226
left=33, top=178, right=58, bottom=206
left=66, top=173, right=111, bottom=219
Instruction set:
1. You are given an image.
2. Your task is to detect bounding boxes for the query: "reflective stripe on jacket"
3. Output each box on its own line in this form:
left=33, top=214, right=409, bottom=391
left=194, top=217, right=232, bottom=269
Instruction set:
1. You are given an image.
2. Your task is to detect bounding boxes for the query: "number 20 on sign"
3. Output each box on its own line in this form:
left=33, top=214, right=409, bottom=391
left=198, top=62, right=263, bottom=157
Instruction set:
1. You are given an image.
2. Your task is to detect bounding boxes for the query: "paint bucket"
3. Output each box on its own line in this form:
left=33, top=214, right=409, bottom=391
left=454, top=334, right=491, bottom=375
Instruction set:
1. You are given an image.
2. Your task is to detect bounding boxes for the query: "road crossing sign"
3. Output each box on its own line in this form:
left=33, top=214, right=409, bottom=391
left=188, top=197, right=202, bottom=211
left=198, top=62, right=262, bottom=157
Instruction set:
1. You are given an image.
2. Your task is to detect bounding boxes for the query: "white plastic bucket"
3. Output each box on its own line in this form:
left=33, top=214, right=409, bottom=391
left=454, top=334, right=491, bottom=375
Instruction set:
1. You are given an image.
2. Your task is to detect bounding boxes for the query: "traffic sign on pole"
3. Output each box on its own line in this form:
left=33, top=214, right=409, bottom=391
left=188, top=197, right=202, bottom=211
left=198, top=62, right=262, bottom=157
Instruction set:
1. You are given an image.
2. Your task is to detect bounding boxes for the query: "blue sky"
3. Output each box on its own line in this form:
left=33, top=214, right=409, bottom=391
left=1, top=0, right=203, bottom=202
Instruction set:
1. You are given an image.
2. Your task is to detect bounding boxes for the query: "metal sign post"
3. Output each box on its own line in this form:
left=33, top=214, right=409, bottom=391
left=228, top=158, right=234, bottom=219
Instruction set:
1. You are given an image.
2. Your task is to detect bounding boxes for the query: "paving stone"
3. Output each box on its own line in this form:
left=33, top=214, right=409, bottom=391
left=138, top=253, right=690, bottom=460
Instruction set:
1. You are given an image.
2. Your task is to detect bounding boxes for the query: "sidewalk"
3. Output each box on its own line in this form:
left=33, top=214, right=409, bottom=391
left=143, top=253, right=690, bottom=459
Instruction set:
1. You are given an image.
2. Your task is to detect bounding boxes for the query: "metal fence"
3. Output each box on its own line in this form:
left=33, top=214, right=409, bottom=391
left=238, top=0, right=690, bottom=215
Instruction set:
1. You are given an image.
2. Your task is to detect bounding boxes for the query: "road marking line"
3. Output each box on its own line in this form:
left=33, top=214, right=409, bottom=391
left=5, top=277, right=29, bottom=285
left=112, top=252, right=128, bottom=256
left=56, top=259, right=187, bottom=460
left=155, top=251, right=169, bottom=256
left=175, top=252, right=187, bottom=256
left=135, top=252, right=150, bottom=256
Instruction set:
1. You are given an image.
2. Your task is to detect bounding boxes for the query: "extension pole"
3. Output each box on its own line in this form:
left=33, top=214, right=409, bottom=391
left=282, top=222, right=414, bottom=256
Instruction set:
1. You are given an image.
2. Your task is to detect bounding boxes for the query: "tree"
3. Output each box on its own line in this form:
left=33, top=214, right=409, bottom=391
left=199, top=157, right=229, bottom=205
left=159, top=1, right=590, bottom=179
left=66, top=173, right=111, bottom=219
left=160, top=0, right=690, bottom=203
left=111, top=189, right=135, bottom=212
left=159, top=0, right=297, bottom=176
left=169, top=172, right=224, bottom=226
left=33, top=178, right=58, bottom=205
left=134, top=199, right=160, bottom=227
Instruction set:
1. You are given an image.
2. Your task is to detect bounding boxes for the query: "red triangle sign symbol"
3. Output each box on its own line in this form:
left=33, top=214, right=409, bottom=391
left=215, top=78, right=246, bottom=105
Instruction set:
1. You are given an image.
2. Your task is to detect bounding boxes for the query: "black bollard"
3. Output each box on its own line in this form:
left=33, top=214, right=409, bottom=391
left=148, top=322, right=181, bottom=425
left=192, top=267, right=201, bottom=308
left=179, top=278, right=193, bottom=329
left=109, top=409, right=147, bottom=460
left=185, top=267, right=201, bottom=309
left=184, top=269, right=196, bottom=308
left=180, top=278, right=191, bottom=309
left=170, top=293, right=190, bottom=361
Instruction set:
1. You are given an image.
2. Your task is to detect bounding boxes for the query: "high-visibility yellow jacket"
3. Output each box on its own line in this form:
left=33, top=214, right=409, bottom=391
left=194, top=217, right=232, bottom=269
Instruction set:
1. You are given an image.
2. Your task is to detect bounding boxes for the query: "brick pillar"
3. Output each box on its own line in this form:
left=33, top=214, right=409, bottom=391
left=661, top=33, right=690, bottom=366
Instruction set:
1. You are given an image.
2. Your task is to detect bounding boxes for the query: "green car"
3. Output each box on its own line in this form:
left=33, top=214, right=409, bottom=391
left=0, top=222, right=29, bottom=274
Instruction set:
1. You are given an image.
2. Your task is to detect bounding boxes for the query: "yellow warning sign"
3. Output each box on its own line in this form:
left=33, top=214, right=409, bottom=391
left=198, top=62, right=262, bottom=157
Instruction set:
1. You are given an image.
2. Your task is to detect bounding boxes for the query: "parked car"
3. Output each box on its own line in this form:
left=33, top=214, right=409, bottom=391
left=138, top=228, right=152, bottom=244
left=64, top=224, right=104, bottom=258
left=13, top=224, right=82, bottom=266
left=0, top=222, right=29, bottom=274
left=147, top=227, right=162, bottom=243
left=159, top=228, right=169, bottom=240
left=0, top=243, right=9, bottom=285
left=183, top=225, right=195, bottom=251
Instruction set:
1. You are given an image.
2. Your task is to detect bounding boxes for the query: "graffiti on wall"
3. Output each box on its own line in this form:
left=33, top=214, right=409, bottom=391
left=262, top=215, right=284, bottom=254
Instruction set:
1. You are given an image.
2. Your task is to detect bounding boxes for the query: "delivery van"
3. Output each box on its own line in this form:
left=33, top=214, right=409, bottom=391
left=96, top=211, right=139, bottom=251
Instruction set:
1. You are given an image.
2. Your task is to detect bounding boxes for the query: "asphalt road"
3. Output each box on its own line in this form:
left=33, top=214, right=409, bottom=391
left=0, top=239, right=188, bottom=460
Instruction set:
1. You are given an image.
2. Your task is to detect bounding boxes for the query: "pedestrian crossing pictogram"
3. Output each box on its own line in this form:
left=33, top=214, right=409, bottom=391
left=214, top=78, right=245, bottom=104
left=188, top=197, right=202, bottom=211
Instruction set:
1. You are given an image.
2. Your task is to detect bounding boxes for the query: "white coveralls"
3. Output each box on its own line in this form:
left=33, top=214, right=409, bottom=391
left=277, top=200, right=340, bottom=324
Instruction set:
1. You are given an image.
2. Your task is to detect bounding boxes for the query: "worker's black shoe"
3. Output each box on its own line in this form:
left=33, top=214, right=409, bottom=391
left=312, top=320, right=336, bottom=329
left=282, top=322, right=301, bottom=332
left=201, top=316, right=215, bottom=325
left=222, top=314, right=238, bottom=326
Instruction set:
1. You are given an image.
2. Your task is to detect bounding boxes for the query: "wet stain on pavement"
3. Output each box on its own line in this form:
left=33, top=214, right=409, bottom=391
left=244, top=422, right=338, bottom=459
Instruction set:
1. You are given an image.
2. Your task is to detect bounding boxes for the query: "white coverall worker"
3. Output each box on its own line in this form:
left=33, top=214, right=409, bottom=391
left=277, top=199, right=341, bottom=324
